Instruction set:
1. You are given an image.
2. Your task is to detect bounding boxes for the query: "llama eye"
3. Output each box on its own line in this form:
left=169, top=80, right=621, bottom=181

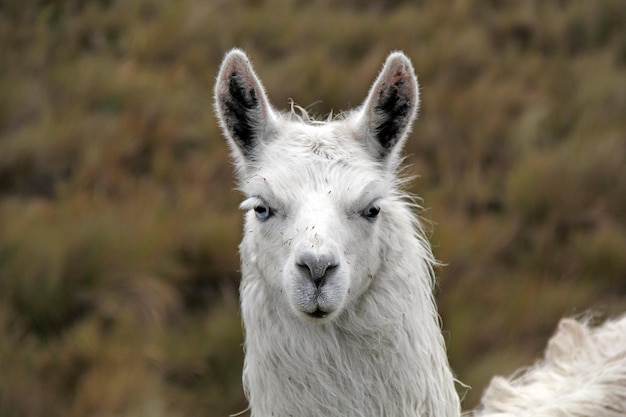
left=362, top=203, right=380, bottom=220
left=254, top=203, right=272, bottom=220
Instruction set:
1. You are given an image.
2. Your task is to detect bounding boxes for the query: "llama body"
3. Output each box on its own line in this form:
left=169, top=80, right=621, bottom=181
left=214, top=49, right=626, bottom=417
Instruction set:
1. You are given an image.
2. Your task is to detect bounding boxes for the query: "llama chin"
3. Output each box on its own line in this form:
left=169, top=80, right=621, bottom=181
left=214, top=49, right=626, bottom=417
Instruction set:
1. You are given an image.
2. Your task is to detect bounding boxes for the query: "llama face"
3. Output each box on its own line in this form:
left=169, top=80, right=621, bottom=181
left=237, top=124, right=390, bottom=322
left=215, top=49, right=419, bottom=323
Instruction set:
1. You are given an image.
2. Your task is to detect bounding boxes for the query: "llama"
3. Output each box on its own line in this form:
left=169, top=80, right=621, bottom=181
left=214, top=49, right=626, bottom=417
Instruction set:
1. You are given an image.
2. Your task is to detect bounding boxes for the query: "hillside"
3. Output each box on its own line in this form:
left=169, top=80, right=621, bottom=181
left=1, top=1, right=625, bottom=415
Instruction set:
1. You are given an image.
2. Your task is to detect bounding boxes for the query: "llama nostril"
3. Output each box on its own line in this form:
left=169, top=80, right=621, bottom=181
left=312, top=275, right=324, bottom=289
left=296, top=252, right=338, bottom=288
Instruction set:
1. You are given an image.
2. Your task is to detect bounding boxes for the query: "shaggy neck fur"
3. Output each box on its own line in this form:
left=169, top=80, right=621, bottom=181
left=239, top=191, right=460, bottom=417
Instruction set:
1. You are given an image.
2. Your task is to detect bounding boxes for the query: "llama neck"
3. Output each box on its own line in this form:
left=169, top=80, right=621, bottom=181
left=239, top=205, right=461, bottom=417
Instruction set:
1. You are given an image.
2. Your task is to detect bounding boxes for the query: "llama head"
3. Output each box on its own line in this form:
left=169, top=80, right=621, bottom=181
left=214, top=49, right=419, bottom=323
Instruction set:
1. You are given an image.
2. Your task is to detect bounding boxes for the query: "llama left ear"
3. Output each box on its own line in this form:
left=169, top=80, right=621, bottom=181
left=356, top=51, right=419, bottom=164
left=214, top=49, right=275, bottom=163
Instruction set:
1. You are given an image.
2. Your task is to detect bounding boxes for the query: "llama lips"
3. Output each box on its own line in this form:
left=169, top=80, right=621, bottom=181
left=307, top=308, right=328, bottom=319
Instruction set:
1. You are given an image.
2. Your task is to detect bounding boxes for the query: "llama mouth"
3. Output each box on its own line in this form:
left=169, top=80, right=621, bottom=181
left=307, top=308, right=328, bottom=319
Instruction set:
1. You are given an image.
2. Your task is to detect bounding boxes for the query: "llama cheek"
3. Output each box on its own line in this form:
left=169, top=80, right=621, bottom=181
left=342, top=237, right=382, bottom=294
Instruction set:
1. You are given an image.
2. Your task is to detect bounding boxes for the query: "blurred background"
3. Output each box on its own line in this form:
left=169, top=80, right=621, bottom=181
left=1, top=0, right=625, bottom=416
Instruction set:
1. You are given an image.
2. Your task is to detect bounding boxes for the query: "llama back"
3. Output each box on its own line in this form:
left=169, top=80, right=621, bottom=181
left=472, top=314, right=626, bottom=417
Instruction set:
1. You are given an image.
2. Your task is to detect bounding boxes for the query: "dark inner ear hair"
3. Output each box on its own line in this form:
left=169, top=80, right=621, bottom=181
left=221, top=71, right=260, bottom=154
left=373, top=78, right=411, bottom=151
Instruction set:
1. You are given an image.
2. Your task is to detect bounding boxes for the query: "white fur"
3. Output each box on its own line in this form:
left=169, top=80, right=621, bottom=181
left=471, top=315, right=626, bottom=417
left=214, top=49, right=626, bottom=417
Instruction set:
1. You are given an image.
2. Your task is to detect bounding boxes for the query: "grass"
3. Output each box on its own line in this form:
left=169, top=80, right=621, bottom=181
left=1, top=0, right=625, bottom=415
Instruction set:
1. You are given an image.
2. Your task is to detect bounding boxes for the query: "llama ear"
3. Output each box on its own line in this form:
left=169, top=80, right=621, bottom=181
left=214, top=49, right=274, bottom=160
left=356, top=51, right=419, bottom=163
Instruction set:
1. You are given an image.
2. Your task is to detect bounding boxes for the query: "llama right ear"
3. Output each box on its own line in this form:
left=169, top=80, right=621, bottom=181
left=214, top=49, right=274, bottom=161
left=355, top=51, right=419, bottom=165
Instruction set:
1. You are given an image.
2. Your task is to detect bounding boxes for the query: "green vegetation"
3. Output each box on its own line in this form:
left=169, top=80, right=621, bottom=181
left=1, top=0, right=625, bottom=415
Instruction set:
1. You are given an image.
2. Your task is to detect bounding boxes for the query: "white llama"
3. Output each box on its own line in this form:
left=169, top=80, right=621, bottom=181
left=214, top=49, right=626, bottom=417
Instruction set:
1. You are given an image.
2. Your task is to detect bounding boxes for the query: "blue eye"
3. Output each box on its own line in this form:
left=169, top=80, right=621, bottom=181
left=254, top=203, right=272, bottom=220
left=362, top=203, right=380, bottom=219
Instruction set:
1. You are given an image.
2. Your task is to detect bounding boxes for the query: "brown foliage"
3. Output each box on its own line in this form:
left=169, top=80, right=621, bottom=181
left=1, top=0, right=625, bottom=414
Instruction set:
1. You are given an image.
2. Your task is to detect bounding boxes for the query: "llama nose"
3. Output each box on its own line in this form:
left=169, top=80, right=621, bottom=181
left=296, top=252, right=338, bottom=288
